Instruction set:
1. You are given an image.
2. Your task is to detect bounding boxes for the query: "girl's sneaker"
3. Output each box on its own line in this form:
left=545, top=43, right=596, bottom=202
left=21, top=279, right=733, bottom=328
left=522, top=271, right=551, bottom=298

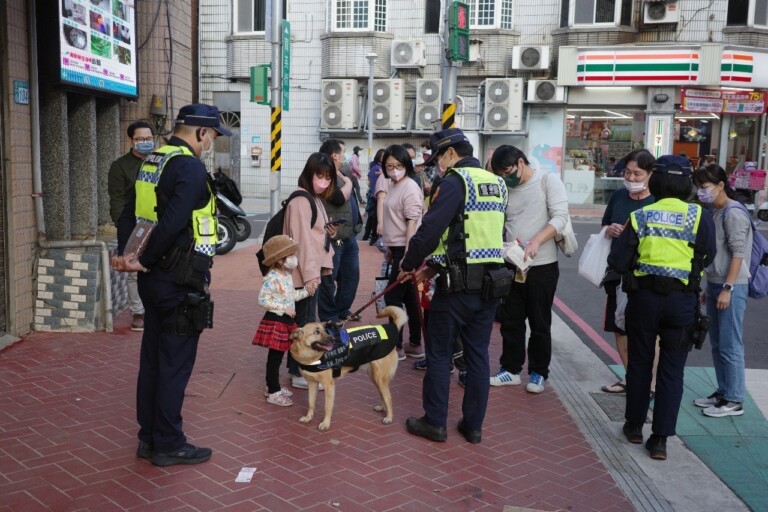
left=266, top=391, right=293, bottom=407
left=263, top=387, right=293, bottom=398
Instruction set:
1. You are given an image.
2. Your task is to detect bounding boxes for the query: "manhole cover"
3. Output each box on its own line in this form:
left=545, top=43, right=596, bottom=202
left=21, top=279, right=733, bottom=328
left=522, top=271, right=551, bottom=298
left=590, top=392, right=651, bottom=423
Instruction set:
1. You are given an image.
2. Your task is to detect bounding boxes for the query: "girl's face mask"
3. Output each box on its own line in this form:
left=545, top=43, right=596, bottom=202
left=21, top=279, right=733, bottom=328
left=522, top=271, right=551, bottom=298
left=313, top=176, right=332, bottom=195
left=284, top=255, right=298, bottom=269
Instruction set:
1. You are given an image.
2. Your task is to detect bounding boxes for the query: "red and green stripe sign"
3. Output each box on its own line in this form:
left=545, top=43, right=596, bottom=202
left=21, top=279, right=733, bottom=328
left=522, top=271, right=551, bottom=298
left=576, top=51, right=699, bottom=84
left=721, top=53, right=753, bottom=83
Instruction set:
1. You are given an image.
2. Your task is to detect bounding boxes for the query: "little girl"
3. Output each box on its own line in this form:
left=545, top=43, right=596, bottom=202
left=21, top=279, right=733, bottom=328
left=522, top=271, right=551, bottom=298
left=252, top=235, right=309, bottom=406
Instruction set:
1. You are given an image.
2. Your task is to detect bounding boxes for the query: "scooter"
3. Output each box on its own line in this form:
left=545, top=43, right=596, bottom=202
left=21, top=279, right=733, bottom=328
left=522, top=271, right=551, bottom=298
left=216, top=190, right=251, bottom=242
left=215, top=214, right=238, bottom=255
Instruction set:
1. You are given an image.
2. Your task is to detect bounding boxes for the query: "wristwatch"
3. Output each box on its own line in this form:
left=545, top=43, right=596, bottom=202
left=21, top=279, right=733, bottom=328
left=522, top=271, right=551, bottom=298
left=722, top=283, right=734, bottom=292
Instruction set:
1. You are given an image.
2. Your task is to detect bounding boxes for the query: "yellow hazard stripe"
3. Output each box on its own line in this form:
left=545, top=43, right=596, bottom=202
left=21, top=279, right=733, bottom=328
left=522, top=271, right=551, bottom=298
left=442, top=103, right=456, bottom=129
left=271, top=107, right=282, bottom=172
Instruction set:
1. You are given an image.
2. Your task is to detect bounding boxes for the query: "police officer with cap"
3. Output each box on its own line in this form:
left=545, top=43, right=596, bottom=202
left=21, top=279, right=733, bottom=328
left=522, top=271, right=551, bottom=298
left=608, top=154, right=716, bottom=461
left=397, top=128, right=508, bottom=444
left=116, top=103, right=231, bottom=466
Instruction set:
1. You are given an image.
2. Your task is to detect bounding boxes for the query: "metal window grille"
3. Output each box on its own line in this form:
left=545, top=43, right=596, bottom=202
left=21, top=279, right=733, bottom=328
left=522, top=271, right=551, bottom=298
left=470, top=0, right=495, bottom=27
left=374, top=0, right=387, bottom=31
left=500, top=0, right=513, bottom=29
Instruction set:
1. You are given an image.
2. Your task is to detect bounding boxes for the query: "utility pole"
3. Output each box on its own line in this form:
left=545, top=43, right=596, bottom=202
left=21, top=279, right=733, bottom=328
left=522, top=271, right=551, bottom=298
left=442, top=0, right=468, bottom=129
left=269, top=0, right=283, bottom=217
left=366, top=53, right=377, bottom=163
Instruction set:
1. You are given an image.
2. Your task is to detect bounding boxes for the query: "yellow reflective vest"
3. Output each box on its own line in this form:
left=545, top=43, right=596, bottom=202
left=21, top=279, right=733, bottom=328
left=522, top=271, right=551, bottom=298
left=135, top=145, right=218, bottom=256
left=630, top=197, right=702, bottom=285
left=430, top=167, right=507, bottom=266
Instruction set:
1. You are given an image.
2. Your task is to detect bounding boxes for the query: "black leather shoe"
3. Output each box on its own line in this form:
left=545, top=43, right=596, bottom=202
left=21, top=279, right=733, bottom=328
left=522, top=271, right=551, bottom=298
left=151, top=443, right=213, bottom=467
left=406, top=416, right=447, bottom=442
left=457, top=419, right=482, bottom=444
left=645, top=434, right=667, bottom=460
left=622, top=422, right=643, bottom=444
left=136, top=441, right=153, bottom=459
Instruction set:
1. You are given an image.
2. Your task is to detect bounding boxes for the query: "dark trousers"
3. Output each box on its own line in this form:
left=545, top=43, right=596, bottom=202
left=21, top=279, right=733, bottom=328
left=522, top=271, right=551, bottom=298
left=625, top=288, right=694, bottom=437
left=318, top=237, right=360, bottom=321
left=266, top=349, right=285, bottom=394
left=423, top=309, right=466, bottom=371
left=499, top=262, right=559, bottom=379
left=384, top=246, right=422, bottom=347
left=363, top=200, right=378, bottom=240
left=423, top=289, right=498, bottom=429
left=287, top=292, right=317, bottom=376
left=136, top=272, right=199, bottom=453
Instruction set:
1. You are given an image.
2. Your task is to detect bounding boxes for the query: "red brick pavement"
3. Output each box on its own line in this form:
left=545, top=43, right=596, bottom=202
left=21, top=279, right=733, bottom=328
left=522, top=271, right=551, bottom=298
left=0, top=240, right=633, bottom=511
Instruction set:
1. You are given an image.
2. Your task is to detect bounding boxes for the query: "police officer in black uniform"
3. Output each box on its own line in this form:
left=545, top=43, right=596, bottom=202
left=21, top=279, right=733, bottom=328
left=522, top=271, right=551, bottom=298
left=608, top=155, right=716, bottom=461
left=117, top=104, right=230, bottom=466
left=397, top=128, right=508, bottom=444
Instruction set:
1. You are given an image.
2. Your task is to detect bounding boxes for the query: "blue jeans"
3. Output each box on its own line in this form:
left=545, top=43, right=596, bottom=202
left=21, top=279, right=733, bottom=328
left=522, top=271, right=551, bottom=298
left=317, top=237, right=360, bottom=321
left=706, top=282, right=748, bottom=403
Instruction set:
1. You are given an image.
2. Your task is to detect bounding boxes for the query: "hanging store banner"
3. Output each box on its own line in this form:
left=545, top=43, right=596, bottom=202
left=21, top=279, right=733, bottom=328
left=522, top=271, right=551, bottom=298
left=681, top=88, right=767, bottom=115
left=576, top=49, right=699, bottom=85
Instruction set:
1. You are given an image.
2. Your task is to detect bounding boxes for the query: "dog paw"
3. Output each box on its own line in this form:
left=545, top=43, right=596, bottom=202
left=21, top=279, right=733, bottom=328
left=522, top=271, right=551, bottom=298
left=382, top=417, right=393, bottom=425
left=318, top=421, right=331, bottom=431
left=299, top=415, right=312, bottom=424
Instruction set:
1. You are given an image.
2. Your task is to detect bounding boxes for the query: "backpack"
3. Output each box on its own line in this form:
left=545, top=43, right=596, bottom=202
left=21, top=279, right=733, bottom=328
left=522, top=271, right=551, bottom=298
left=721, top=203, right=768, bottom=299
left=256, top=190, right=318, bottom=276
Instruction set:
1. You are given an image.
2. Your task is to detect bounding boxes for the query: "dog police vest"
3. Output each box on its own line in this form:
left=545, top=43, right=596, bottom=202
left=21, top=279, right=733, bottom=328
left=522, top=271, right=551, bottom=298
left=630, top=198, right=702, bottom=286
left=135, top=145, right=218, bottom=256
left=300, top=323, right=399, bottom=375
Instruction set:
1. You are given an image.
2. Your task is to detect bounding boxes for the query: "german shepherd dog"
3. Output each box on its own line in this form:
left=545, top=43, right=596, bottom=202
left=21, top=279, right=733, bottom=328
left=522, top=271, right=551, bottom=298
left=289, top=306, right=407, bottom=431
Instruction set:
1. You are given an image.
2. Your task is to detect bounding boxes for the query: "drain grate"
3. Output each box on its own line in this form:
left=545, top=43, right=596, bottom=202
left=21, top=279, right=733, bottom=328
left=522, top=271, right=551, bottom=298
left=590, top=392, right=651, bottom=423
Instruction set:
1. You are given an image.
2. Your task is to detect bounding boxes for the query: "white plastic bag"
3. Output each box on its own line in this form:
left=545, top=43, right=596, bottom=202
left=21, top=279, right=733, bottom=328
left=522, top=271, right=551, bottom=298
left=578, top=226, right=612, bottom=287
left=614, top=283, right=627, bottom=331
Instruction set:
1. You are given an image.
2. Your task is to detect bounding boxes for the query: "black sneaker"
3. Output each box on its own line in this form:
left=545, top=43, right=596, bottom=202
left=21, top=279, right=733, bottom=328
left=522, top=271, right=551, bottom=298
left=136, top=441, right=153, bottom=459
left=405, top=416, right=447, bottom=442
left=151, top=443, right=212, bottom=467
left=645, top=435, right=667, bottom=461
left=622, top=422, right=643, bottom=444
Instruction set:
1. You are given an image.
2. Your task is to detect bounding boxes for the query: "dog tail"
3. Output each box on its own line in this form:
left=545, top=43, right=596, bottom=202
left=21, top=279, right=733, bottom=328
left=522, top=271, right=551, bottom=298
left=377, top=305, right=408, bottom=330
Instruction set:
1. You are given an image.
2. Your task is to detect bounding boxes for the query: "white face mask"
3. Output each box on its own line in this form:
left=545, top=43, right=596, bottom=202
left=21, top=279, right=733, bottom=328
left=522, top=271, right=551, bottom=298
left=284, top=255, right=298, bottom=270
left=199, top=130, right=214, bottom=160
left=390, top=169, right=406, bottom=182
left=624, top=179, right=647, bottom=194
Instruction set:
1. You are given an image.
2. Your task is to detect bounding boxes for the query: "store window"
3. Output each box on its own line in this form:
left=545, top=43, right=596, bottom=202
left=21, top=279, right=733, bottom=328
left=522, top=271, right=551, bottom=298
left=333, top=0, right=387, bottom=31
left=727, top=0, right=768, bottom=27
left=564, top=108, right=646, bottom=205
left=560, top=0, right=632, bottom=27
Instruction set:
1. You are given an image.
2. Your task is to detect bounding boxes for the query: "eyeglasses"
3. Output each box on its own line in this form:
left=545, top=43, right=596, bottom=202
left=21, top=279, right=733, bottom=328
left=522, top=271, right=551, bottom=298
left=132, top=137, right=154, bottom=143
left=385, top=163, right=406, bottom=171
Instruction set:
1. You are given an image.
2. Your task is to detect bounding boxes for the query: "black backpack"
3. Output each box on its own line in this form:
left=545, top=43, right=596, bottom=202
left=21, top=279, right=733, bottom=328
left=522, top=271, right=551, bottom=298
left=256, top=190, right=318, bottom=275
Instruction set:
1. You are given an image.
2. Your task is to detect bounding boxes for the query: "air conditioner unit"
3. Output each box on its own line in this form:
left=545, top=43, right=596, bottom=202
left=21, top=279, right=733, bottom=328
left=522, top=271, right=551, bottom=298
left=644, top=1, right=679, bottom=24
left=483, top=78, right=524, bottom=131
left=371, top=79, right=405, bottom=130
left=321, top=79, right=358, bottom=130
left=415, top=79, right=442, bottom=131
left=511, top=46, right=551, bottom=70
left=526, top=80, right=567, bottom=103
left=391, top=40, right=427, bottom=68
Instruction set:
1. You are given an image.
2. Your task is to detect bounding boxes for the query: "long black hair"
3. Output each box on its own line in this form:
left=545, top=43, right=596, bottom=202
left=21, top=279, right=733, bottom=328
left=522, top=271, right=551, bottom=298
left=297, top=152, right=337, bottom=200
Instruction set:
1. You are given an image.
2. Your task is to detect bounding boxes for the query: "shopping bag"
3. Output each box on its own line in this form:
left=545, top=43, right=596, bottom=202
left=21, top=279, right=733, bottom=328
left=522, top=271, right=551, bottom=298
left=578, top=226, right=612, bottom=287
left=373, top=264, right=391, bottom=313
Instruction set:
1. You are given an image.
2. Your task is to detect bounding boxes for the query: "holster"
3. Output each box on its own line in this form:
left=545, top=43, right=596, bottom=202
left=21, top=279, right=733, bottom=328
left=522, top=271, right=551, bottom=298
left=173, top=250, right=212, bottom=292
left=175, top=292, right=214, bottom=336
left=481, top=267, right=514, bottom=300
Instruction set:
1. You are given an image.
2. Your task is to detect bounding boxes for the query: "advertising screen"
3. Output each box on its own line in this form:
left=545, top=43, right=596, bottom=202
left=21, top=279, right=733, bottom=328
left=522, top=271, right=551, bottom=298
left=59, top=0, right=137, bottom=98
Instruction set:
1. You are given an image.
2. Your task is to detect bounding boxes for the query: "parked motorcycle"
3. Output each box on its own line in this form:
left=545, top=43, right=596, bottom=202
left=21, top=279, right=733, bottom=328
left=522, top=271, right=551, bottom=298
left=216, top=215, right=238, bottom=255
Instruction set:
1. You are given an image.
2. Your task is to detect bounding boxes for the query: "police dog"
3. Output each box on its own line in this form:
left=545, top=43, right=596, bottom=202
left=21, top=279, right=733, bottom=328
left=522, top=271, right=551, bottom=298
left=289, top=306, right=407, bottom=431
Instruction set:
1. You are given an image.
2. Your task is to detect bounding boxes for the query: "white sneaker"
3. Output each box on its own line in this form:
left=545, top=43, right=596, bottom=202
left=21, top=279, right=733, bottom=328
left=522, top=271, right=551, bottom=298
left=490, top=368, right=521, bottom=386
left=266, top=391, right=293, bottom=407
left=263, top=387, right=293, bottom=397
left=693, top=392, right=722, bottom=408
left=290, top=375, right=324, bottom=391
left=702, top=399, right=744, bottom=418
left=526, top=372, right=546, bottom=394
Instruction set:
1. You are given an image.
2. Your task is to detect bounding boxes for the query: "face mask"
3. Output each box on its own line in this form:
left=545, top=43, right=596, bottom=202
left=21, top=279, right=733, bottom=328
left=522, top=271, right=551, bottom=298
left=199, top=131, right=214, bottom=160
left=624, top=179, right=647, bottom=194
left=313, top=176, right=331, bottom=194
left=697, top=187, right=718, bottom=204
left=134, top=140, right=155, bottom=155
left=503, top=168, right=522, bottom=189
left=390, top=169, right=406, bottom=182
left=284, top=255, right=298, bottom=270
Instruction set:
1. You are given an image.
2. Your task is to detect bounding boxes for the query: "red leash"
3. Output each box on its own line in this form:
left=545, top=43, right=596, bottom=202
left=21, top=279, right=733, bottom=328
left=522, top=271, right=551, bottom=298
left=346, top=264, right=427, bottom=322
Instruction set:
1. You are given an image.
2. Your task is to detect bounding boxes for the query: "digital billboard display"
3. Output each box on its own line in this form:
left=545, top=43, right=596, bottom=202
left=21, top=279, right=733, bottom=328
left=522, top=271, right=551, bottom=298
left=59, top=0, right=138, bottom=98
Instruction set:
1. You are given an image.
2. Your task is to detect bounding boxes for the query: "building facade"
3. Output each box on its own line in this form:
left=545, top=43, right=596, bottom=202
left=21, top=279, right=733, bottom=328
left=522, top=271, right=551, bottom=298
left=200, top=0, right=768, bottom=207
left=0, top=0, right=195, bottom=340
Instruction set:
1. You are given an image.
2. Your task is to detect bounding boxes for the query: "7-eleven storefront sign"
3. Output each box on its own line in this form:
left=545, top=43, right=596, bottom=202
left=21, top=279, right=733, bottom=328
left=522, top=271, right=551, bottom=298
left=576, top=49, right=699, bottom=85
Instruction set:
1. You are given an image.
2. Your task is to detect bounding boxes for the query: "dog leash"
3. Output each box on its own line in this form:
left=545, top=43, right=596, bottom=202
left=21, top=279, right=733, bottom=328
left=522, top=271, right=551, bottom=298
left=343, top=264, right=427, bottom=326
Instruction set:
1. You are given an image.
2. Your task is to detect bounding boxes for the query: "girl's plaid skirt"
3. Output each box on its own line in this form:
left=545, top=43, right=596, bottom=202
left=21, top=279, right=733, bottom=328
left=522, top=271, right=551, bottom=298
left=252, top=312, right=296, bottom=352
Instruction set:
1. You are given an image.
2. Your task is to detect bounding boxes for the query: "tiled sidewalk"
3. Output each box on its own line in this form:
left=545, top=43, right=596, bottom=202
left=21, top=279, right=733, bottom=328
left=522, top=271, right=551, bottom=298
left=0, top=241, right=633, bottom=511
